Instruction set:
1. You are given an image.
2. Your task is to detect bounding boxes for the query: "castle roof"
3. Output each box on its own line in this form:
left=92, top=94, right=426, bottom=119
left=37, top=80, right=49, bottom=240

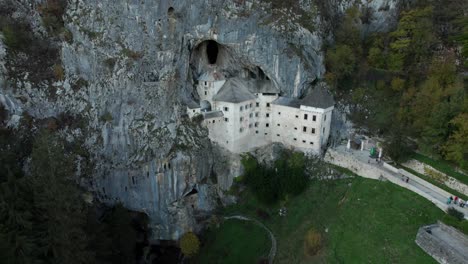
left=198, top=70, right=225, bottom=82
left=186, top=100, right=200, bottom=109
left=213, top=77, right=256, bottom=103
left=248, top=80, right=280, bottom=94
left=203, top=110, right=224, bottom=119
left=272, top=85, right=334, bottom=109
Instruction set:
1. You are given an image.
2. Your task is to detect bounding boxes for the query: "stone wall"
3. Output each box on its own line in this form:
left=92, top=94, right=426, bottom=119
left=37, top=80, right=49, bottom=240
left=415, top=222, right=468, bottom=264
left=403, top=159, right=468, bottom=196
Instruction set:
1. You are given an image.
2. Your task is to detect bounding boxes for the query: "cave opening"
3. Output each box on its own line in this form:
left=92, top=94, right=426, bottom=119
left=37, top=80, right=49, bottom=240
left=168, top=7, right=174, bottom=15
left=184, top=188, right=198, bottom=197
left=206, top=40, right=219, bottom=64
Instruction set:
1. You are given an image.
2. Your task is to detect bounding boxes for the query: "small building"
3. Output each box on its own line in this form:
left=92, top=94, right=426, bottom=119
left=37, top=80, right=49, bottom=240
left=186, top=69, right=335, bottom=154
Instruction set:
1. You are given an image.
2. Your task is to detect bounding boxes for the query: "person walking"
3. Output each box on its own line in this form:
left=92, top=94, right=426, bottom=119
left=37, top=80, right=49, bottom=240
left=405, top=177, right=409, bottom=183
left=454, top=196, right=458, bottom=205
left=459, top=199, right=464, bottom=208
left=447, top=197, right=452, bottom=204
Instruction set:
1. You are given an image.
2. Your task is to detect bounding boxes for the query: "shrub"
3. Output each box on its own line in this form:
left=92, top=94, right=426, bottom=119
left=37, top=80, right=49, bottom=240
left=447, top=207, right=465, bottom=221
left=53, top=64, right=64, bottom=80
left=304, top=228, right=322, bottom=256
left=99, top=111, right=113, bottom=123
left=180, top=232, right=200, bottom=257
left=122, top=48, right=142, bottom=60
left=38, top=0, right=67, bottom=35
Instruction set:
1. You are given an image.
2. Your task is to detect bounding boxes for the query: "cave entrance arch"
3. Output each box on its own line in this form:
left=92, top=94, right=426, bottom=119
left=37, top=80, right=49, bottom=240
left=200, top=100, right=212, bottom=112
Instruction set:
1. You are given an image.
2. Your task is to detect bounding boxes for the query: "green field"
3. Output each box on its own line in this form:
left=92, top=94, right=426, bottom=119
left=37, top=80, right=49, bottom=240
left=197, top=177, right=445, bottom=263
left=195, top=219, right=270, bottom=263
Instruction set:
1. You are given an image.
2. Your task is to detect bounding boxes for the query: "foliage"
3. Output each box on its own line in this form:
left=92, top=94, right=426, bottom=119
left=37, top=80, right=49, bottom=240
left=304, top=227, right=322, bottom=256
left=179, top=232, right=200, bottom=257
left=443, top=113, right=468, bottom=170
left=53, top=63, right=65, bottom=80
left=411, top=152, right=468, bottom=185
left=38, top=0, right=68, bottom=36
left=325, top=2, right=467, bottom=170
left=100, top=111, right=113, bottom=123
left=447, top=207, right=465, bottom=221
left=241, top=151, right=308, bottom=204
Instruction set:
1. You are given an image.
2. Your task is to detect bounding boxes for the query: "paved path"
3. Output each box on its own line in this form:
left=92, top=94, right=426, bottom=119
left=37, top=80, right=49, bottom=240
left=330, top=145, right=468, bottom=218
left=224, top=215, right=277, bottom=264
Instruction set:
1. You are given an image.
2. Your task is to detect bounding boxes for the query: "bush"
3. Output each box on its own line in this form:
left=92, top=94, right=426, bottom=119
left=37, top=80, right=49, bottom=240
left=304, top=228, right=322, bottom=256
left=255, top=208, right=270, bottom=220
left=242, top=151, right=309, bottom=204
left=447, top=207, right=465, bottom=221
left=38, top=0, right=68, bottom=35
left=180, top=232, right=200, bottom=257
left=53, top=64, right=64, bottom=80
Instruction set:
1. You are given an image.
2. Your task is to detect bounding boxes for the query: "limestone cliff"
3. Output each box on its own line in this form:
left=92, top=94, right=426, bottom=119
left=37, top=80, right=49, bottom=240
left=0, top=0, right=399, bottom=240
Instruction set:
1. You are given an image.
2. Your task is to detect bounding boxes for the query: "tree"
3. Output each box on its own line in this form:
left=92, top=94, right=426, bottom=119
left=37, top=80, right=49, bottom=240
left=29, top=130, right=95, bottom=263
left=388, top=6, right=435, bottom=73
left=180, top=232, right=200, bottom=257
left=443, top=113, right=468, bottom=170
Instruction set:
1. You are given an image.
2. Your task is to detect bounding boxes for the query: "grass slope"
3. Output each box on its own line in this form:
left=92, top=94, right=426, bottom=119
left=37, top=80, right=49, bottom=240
left=195, top=219, right=270, bottom=264
left=200, top=177, right=444, bottom=263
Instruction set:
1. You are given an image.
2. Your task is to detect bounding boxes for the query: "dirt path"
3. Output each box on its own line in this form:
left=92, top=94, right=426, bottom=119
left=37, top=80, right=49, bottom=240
left=224, top=215, right=277, bottom=264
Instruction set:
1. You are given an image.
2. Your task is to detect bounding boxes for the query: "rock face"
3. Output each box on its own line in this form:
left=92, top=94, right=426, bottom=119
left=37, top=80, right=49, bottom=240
left=0, top=0, right=399, bottom=240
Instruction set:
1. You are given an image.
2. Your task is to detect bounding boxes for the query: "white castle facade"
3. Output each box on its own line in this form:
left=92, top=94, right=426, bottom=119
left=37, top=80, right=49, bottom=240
left=187, top=68, right=334, bottom=154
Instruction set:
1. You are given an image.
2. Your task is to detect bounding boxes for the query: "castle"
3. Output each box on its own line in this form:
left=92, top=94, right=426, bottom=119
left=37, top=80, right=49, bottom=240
left=187, top=68, right=334, bottom=154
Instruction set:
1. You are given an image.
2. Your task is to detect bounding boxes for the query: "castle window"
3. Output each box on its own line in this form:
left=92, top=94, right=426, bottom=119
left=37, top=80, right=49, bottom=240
left=294, top=127, right=298, bottom=130
left=223, top=107, right=229, bottom=111
left=277, top=134, right=280, bottom=137
left=304, top=114, right=308, bottom=120
left=265, top=133, right=268, bottom=135
left=245, top=104, right=249, bottom=109
left=266, top=123, right=269, bottom=127
left=132, top=176, right=136, bottom=185
left=240, top=128, right=244, bottom=133
left=302, top=140, right=306, bottom=143
left=310, top=142, right=314, bottom=145
left=303, top=126, right=307, bottom=132
left=204, top=81, right=207, bottom=86
left=249, top=123, right=252, bottom=128
left=249, top=103, right=253, bottom=108
left=249, top=113, right=253, bottom=118
left=278, top=112, right=281, bottom=115
left=225, top=118, right=228, bottom=122
left=313, top=115, right=316, bottom=121
left=255, top=112, right=259, bottom=117
left=193, top=110, right=195, bottom=113
left=240, top=106, right=243, bottom=111
left=256, top=130, right=259, bottom=134
left=213, top=120, right=215, bottom=123
left=323, top=127, right=325, bottom=133
left=204, top=91, right=207, bottom=95
left=295, top=115, right=299, bottom=118
left=256, top=102, right=259, bottom=107
left=324, top=114, right=326, bottom=121
left=240, top=117, right=243, bottom=121
left=266, top=103, right=270, bottom=107
left=277, top=124, right=280, bottom=127
left=266, top=113, right=270, bottom=117
left=312, top=128, right=315, bottom=134
left=254, top=122, right=259, bottom=127
left=293, top=138, right=297, bottom=141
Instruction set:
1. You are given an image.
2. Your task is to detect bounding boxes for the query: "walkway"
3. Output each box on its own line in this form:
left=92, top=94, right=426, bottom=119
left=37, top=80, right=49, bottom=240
left=326, top=145, right=468, bottom=218
left=224, top=215, right=277, bottom=264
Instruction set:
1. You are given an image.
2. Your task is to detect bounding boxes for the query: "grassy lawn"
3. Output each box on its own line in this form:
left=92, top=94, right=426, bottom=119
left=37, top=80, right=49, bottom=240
left=195, top=219, right=270, bottom=264
left=411, top=152, right=468, bottom=185
left=200, top=176, right=445, bottom=263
